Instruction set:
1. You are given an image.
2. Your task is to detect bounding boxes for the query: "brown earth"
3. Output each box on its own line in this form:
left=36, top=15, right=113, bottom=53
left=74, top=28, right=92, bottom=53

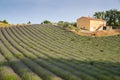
left=70, top=29, right=120, bottom=37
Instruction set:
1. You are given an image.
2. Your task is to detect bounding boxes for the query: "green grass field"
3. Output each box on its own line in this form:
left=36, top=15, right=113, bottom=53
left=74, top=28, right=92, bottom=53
left=0, top=24, right=120, bottom=80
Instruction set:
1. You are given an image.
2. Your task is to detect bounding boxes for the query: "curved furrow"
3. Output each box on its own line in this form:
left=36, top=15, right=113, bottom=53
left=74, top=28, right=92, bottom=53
left=32, top=25, right=83, bottom=48
left=28, top=26, right=102, bottom=59
left=16, top=26, right=82, bottom=61
left=3, top=27, right=81, bottom=80
left=0, top=51, right=21, bottom=80
left=6, top=27, right=63, bottom=80
left=15, top=26, right=119, bottom=75
left=0, top=28, right=42, bottom=80
left=10, top=26, right=119, bottom=79
left=19, top=26, right=83, bottom=60
left=26, top=25, right=80, bottom=53
left=20, top=25, right=120, bottom=79
left=29, top=25, right=94, bottom=59
left=0, top=25, right=120, bottom=80
left=26, top=26, right=120, bottom=64
left=8, top=26, right=98, bottom=80
left=19, top=25, right=120, bottom=76
left=31, top=25, right=119, bottom=77
left=34, top=24, right=76, bottom=39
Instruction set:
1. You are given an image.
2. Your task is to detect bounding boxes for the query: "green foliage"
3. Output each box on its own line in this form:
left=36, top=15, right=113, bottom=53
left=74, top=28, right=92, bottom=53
left=27, top=21, right=31, bottom=24
left=75, top=27, right=80, bottom=32
left=93, top=11, right=105, bottom=19
left=62, top=22, right=69, bottom=28
left=72, top=22, right=77, bottom=27
left=57, top=21, right=64, bottom=27
left=0, top=20, right=8, bottom=24
left=3, top=20, right=8, bottom=24
left=57, top=21, right=76, bottom=28
left=93, top=9, right=120, bottom=27
left=67, top=25, right=74, bottom=30
left=41, top=20, right=52, bottom=24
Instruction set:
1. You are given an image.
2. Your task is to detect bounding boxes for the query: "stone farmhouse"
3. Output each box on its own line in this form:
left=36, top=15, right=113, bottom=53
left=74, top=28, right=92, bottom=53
left=77, top=17, right=109, bottom=31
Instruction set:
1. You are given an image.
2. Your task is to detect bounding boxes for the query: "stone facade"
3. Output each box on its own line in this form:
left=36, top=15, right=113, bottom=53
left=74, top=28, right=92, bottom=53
left=77, top=17, right=106, bottom=31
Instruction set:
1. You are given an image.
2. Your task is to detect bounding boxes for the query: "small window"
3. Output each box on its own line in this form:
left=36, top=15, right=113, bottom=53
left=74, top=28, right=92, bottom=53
left=103, top=26, right=106, bottom=30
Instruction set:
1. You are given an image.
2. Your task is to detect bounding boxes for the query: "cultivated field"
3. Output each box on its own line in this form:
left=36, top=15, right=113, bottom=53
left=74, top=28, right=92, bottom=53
left=0, top=24, right=120, bottom=80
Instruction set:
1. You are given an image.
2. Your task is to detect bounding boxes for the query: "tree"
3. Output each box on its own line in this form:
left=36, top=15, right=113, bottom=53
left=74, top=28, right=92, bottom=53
left=3, top=20, right=8, bottom=24
left=57, top=21, right=64, bottom=26
left=41, top=20, right=52, bottom=24
left=105, top=9, right=119, bottom=26
left=93, top=9, right=120, bottom=27
left=62, top=22, right=70, bottom=28
left=57, top=21, right=76, bottom=28
left=93, top=11, right=105, bottom=20
left=71, top=22, right=77, bottom=27
left=57, top=21, right=69, bottom=27
left=27, top=21, right=31, bottom=24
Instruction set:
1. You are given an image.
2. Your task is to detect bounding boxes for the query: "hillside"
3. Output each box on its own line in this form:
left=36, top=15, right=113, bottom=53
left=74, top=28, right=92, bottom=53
left=0, top=24, right=120, bottom=80
left=0, top=22, right=9, bottom=27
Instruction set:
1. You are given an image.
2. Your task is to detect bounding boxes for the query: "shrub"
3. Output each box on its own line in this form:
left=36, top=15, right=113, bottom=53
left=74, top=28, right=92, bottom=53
left=75, top=27, right=80, bottom=32
left=41, top=20, right=52, bottom=24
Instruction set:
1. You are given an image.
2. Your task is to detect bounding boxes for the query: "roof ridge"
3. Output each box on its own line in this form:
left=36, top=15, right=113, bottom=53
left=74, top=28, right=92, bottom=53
left=79, top=16, right=106, bottom=21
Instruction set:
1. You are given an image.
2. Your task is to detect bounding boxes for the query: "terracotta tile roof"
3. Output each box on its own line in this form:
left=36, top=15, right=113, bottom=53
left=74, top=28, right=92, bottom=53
left=78, top=16, right=106, bottom=22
